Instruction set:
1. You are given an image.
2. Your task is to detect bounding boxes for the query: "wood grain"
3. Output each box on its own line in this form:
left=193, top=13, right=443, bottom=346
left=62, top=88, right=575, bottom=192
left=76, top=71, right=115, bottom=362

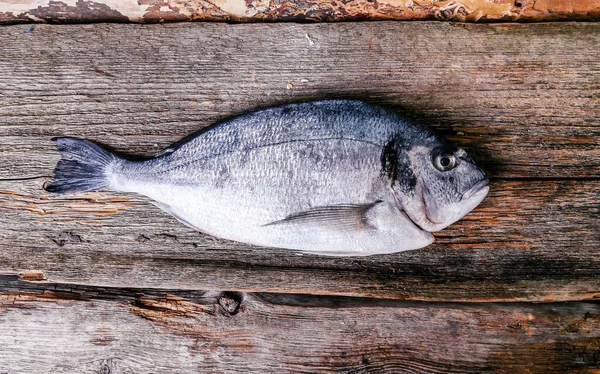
left=1, top=22, right=599, bottom=302
left=1, top=20, right=600, bottom=374
left=1, top=176, right=599, bottom=301
left=1, top=22, right=599, bottom=180
left=1, top=274, right=599, bottom=373
left=2, top=0, right=600, bottom=24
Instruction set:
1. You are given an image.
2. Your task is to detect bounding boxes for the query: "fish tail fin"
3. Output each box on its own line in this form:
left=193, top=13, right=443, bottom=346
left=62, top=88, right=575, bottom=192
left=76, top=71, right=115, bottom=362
left=45, top=137, right=117, bottom=194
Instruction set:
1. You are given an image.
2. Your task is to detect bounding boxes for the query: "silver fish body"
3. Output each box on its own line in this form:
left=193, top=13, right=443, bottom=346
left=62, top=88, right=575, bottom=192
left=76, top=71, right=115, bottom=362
left=46, top=100, right=489, bottom=256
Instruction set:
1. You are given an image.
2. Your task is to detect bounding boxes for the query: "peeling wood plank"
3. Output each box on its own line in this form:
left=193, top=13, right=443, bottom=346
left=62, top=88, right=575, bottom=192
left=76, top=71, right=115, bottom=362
left=1, top=178, right=599, bottom=301
left=0, top=275, right=600, bottom=373
left=1, top=23, right=599, bottom=179
left=1, top=0, right=600, bottom=24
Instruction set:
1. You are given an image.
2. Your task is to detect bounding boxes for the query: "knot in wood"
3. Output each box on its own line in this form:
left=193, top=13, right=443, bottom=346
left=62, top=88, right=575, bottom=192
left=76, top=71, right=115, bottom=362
left=218, top=292, right=242, bottom=315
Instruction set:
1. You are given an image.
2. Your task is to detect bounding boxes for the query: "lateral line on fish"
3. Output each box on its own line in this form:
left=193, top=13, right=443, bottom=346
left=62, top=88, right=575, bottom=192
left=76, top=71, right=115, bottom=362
left=153, top=137, right=382, bottom=174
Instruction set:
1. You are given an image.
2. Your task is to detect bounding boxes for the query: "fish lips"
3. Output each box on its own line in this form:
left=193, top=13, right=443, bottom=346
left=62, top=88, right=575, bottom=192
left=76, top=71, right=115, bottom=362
left=417, top=177, right=489, bottom=232
left=462, top=177, right=490, bottom=201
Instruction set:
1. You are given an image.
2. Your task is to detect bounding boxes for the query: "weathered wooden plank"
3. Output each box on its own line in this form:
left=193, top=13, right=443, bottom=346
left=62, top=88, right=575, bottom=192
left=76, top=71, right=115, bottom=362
left=1, top=177, right=599, bottom=301
left=1, top=22, right=600, bottom=301
left=1, top=23, right=599, bottom=179
left=1, top=275, right=599, bottom=373
left=1, top=0, right=600, bottom=24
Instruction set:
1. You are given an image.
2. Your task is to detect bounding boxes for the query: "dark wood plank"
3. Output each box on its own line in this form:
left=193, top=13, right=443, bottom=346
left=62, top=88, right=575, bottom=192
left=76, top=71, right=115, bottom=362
left=0, top=23, right=599, bottom=179
left=2, top=0, right=600, bottom=23
left=1, top=177, right=599, bottom=301
left=1, top=275, right=599, bottom=373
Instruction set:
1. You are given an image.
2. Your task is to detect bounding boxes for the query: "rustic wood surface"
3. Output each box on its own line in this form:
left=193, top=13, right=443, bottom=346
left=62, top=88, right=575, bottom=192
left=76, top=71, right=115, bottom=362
left=1, top=21, right=599, bottom=300
left=1, top=21, right=600, bottom=371
left=2, top=274, right=600, bottom=373
left=2, top=0, right=600, bottom=23
left=2, top=23, right=600, bottom=180
left=2, top=178, right=600, bottom=302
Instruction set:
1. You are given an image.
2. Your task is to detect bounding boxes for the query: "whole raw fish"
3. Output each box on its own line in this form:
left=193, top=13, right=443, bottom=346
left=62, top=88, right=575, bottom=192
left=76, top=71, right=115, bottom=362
left=46, top=100, right=489, bottom=256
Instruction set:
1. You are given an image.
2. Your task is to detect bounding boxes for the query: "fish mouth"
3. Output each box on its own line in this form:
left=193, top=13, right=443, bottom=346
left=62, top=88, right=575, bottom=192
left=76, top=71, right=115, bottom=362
left=462, top=178, right=489, bottom=201
left=391, top=177, right=490, bottom=233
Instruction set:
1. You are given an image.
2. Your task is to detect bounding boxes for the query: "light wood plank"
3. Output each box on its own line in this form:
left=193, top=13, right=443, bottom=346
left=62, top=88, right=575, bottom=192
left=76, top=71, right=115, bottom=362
left=0, top=23, right=599, bottom=179
left=1, top=178, right=599, bottom=301
left=1, top=275, right=599, bottom=373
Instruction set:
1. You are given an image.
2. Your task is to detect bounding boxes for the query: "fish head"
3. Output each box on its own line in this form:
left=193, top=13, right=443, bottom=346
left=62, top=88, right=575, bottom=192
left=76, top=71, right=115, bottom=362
left=395, top=136, right=489, bottom=232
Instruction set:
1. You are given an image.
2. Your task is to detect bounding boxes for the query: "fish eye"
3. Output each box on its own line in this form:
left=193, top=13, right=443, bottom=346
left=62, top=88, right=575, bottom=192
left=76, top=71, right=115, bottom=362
left=433, top=153, right=457, bottom=171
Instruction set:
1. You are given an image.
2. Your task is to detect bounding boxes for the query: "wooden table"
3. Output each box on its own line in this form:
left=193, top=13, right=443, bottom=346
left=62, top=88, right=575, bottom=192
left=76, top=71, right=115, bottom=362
left=1, top=21, right=599, bottom=372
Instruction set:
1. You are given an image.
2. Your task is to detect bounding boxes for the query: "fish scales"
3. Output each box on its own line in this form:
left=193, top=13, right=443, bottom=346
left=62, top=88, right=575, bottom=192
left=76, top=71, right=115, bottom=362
left=46, top=100, right=489, bottom=256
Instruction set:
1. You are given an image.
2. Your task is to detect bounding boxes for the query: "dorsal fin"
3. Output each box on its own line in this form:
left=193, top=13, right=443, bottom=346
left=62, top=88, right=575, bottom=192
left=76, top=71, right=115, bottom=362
left=153, top=120, right=230, bottom=158
left=153, top=128, right=208, bottom=157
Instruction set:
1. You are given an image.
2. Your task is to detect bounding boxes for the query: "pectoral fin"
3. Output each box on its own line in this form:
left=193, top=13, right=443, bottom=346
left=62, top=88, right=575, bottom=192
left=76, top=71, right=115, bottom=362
left=264, top=201, right=382, bottom=232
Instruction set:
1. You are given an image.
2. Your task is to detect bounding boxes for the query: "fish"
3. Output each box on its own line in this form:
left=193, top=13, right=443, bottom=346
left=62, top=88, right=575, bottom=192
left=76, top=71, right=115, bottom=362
left=45, top=100, right=489, bottom=256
